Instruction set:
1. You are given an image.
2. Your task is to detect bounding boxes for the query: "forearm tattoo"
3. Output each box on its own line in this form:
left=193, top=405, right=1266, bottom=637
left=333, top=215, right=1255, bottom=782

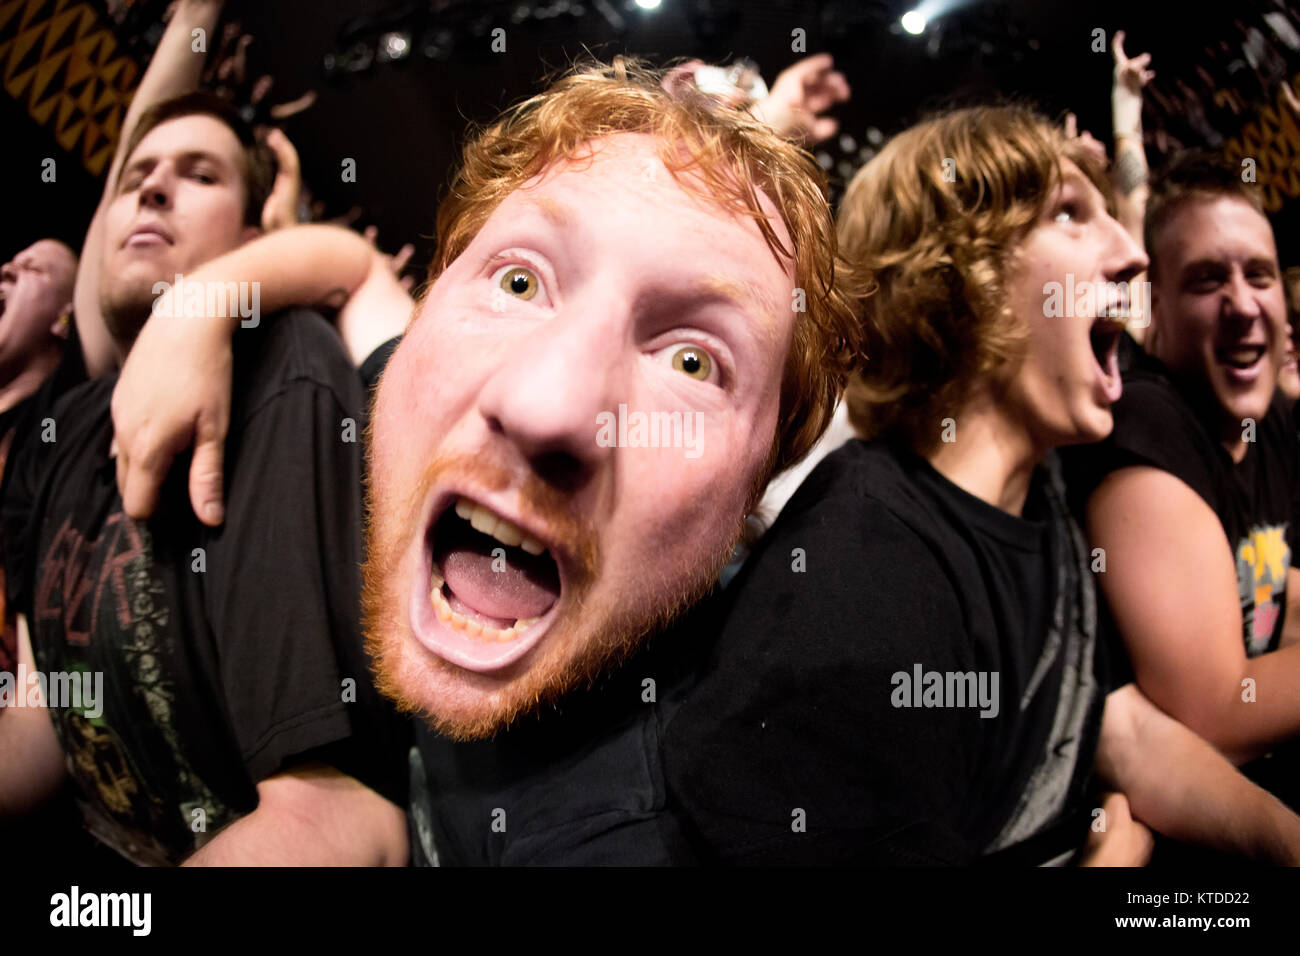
left=1113, top=146, right=1149, bottom=196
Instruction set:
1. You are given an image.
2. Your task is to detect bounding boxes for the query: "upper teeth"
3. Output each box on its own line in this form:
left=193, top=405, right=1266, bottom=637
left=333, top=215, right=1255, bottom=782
left=454, top=498, right=546, bottom=555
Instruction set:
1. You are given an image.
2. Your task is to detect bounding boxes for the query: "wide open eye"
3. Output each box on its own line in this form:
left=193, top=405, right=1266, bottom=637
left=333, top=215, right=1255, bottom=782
left=1053, top=202, right=1079, bottom=224
left=670, top=345, right=714, bottom=381
left=498, top=266, right=539, bottom=301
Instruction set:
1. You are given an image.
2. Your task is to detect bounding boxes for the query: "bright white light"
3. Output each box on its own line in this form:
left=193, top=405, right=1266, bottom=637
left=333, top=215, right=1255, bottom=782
left=901, top=10, right=926, bottom=34
left=635, top=0, right=662, bottom=9
left=381, top=32, right=409, bottom=60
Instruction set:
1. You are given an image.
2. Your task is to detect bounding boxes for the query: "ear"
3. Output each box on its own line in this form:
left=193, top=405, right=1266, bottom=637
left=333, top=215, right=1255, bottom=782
left=50, top=309, right=72, bottom=340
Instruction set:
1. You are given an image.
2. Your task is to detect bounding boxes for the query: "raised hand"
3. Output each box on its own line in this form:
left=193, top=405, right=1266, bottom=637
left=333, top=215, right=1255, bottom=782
left=1112, top=30, right=1155, bottom=138
left=1064, top=112, right=1108, bottom=166
left=362, top=225, right=416, bottom=292
left=1113, top=30, right=1156, bottom=94
left=751, top=53, right=851, bottom=144
left=260, top=128, right=302, bottom=233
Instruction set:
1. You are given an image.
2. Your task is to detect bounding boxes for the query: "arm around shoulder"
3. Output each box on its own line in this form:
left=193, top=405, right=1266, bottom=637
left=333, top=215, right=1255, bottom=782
left=1097, top=683, right=1300, bottom=865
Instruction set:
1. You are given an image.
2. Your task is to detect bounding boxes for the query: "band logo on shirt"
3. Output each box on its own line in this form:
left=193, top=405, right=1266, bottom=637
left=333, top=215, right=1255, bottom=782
left=1236, top=523, right=1290, bottom=657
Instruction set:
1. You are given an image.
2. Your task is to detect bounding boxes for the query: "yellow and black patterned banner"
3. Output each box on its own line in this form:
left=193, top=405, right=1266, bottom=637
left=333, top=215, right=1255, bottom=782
left=0, top=0, right=140, bottom=177
left=1223, top=76, right=1300, bottom=216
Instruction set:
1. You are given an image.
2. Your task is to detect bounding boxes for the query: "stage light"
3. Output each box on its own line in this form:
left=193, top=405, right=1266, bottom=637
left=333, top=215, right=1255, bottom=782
left=901, top=10, right=926, bottom=34
left=635, top=0, right=662, bottom=10
left=379, top=32, right=410, bottom=62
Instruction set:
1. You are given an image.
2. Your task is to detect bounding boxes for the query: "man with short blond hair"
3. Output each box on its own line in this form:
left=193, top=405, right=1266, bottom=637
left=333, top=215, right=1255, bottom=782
left=1070, top=151, right=1300, bottom=783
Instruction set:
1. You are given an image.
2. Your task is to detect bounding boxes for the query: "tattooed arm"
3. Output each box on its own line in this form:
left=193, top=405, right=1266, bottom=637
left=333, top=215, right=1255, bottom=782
left=1111, top=30, right=1155, bottom=245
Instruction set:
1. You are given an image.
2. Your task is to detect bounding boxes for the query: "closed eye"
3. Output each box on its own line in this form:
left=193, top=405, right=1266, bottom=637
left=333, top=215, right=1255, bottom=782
left=1184, top=263, right=1229, bottom=292
left=1246, top=266, right=1277, bottom=287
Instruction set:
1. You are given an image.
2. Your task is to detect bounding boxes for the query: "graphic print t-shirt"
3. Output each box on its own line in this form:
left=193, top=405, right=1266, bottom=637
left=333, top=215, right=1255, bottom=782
left=1, top=310, right=407, bottom=864
left=1064, top=340, right=1300, bottom=657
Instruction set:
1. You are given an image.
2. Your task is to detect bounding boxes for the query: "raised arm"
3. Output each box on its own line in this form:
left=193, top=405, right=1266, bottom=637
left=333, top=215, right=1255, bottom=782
left=1097, top=683, right=1300, bottom=864
left=75, top=0, right=227, bottom=377
left=1110, top=30, right=1155, bottom=245
left=1088, top=466, right=1300, bottom=762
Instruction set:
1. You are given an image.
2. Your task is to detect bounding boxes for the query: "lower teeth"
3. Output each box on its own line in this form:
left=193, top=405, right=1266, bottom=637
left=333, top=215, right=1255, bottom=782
left=429, top=573, right=540, bottom=641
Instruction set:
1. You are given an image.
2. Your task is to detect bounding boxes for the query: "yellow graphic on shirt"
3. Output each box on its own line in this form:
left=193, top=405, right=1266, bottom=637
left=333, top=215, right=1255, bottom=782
left=1236, top=524, right=1290, bottom=657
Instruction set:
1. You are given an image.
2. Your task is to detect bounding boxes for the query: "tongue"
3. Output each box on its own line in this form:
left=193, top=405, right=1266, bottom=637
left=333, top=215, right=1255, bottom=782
left=434, top=517, right=560, bottom=622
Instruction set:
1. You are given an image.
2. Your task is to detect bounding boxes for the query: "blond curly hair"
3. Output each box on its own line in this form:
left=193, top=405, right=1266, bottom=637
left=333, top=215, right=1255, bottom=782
left=838, top=105, right=1109, bottom=454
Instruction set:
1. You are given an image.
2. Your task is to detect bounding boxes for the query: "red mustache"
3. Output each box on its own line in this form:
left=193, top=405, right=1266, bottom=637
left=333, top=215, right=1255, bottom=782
left=413, top=451, right=600, bottom=586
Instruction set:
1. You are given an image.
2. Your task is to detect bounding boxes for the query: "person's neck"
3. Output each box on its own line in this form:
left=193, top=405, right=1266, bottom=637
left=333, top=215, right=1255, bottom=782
left=923, top=387, right=1045, bottom=517
left=100, top=302, right=142, bottom=372
left=1220, top=429, right=1250, bottom=464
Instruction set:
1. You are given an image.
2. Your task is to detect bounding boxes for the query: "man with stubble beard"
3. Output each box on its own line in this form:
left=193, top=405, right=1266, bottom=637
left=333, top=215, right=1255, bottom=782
left=362, top=60, right=862, bottom=864
left=0, top=92, right=407, bottom=865
left=1066, top=153, right=1300, bottom=814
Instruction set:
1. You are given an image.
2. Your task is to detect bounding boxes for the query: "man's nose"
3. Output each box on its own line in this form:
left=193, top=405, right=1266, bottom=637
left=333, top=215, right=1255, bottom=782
left=1222, top=271, right=1263, bottom=323
left=137, top=165, right=174, bottom=210
left=476, top=307, right=624, bottom=494
left=1103, top=213, right=1148, bottom=284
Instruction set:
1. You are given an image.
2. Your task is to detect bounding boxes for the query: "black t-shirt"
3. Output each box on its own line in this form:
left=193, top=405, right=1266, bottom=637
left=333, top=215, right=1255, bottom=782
left=663, top=439, right=1109, bottom=865
left=362, top=330, right=690, bottom=865
left=1, top=310, right=408, bottom=865
left=1063, top=338, right=1300, bottom=658
left=0, top=330, right=86, bottom=676
left=408, top=602, right=716, bottom=866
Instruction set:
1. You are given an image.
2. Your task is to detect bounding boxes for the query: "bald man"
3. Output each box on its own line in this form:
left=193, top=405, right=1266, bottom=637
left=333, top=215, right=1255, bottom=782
left=0, top=239, right=78, bottom=677
left=0, top=240, right=76, bottom=415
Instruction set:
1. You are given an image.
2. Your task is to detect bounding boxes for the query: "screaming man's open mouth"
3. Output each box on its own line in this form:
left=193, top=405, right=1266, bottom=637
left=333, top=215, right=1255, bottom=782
left=427, top=498, right=560, bottom=641
left=1089, top=316, right=1124, bottom=370
left=406, top=489, right=570, bottom=675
